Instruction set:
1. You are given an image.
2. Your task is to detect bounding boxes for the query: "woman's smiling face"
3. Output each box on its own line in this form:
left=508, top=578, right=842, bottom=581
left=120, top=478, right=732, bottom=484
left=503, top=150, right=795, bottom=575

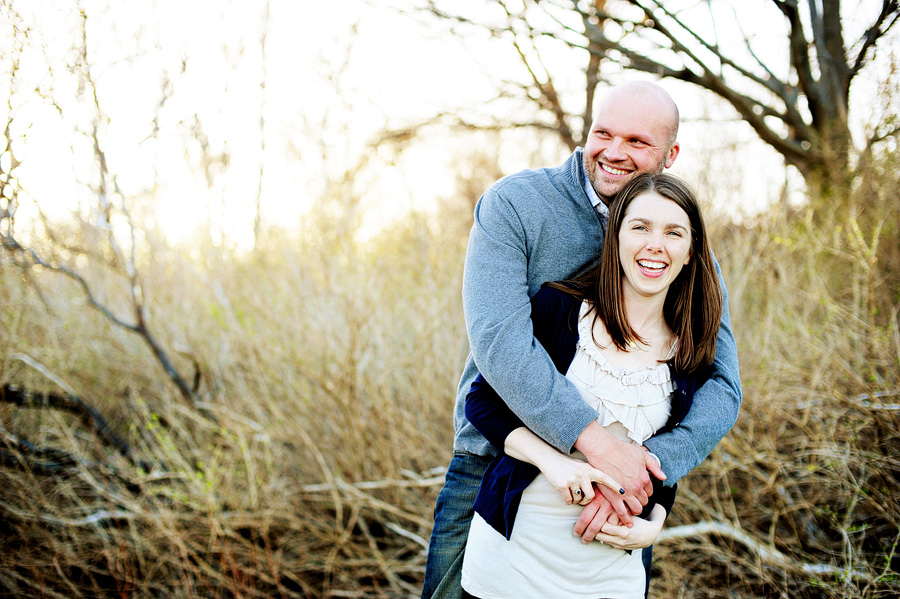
left=617, top=191, right=693, bottom=301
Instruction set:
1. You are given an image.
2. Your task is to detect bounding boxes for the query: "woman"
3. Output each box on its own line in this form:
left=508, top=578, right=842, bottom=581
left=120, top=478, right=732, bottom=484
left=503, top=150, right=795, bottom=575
left=460, top=173, right=723, bottom=599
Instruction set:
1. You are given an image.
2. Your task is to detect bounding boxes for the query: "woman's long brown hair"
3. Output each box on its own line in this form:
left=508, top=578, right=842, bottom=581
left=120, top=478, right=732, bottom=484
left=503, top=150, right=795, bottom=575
left=547, top=173, right=723, bottom=374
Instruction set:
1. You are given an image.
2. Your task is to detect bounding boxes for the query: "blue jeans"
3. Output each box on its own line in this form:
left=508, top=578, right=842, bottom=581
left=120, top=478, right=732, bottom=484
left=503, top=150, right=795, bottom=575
left=421, top=452, right=655, bottom=599
left=421, top=452, right=492, bottom=599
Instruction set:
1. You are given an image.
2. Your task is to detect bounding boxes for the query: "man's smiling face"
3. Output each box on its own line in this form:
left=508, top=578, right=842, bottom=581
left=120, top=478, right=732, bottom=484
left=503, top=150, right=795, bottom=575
left=583, top=84, right=680, bottom=203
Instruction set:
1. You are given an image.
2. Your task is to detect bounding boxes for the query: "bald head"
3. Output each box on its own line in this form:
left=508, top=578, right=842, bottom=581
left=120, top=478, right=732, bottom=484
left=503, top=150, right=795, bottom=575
left=601, top=81, right=679, bottom=146
left=583, top=81, right=681, bottom=202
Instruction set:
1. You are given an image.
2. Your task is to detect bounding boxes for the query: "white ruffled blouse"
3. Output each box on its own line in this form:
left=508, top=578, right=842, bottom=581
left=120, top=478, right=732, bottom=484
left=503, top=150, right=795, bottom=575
left=461, top=301, right=678, bottom=599
left=567, top=301, right=675, bottom=444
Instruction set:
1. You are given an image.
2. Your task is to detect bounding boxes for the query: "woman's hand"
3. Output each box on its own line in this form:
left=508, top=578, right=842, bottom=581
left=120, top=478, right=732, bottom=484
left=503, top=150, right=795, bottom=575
left=503, top=428, right=623, bottom=506
left=589, top=505, right=666, bottom=549
left=538, top=452, right=623, bottom=506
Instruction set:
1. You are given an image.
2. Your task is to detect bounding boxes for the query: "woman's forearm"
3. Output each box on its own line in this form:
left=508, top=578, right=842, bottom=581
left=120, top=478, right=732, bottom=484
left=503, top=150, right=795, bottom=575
left=504, top=427, right=561, bottom=467
left=505, top=427, right=623, bottom=505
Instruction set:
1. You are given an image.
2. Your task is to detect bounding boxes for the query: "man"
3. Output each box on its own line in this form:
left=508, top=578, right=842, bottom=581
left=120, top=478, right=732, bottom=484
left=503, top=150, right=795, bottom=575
left=422, top=81, right=742, bottom=599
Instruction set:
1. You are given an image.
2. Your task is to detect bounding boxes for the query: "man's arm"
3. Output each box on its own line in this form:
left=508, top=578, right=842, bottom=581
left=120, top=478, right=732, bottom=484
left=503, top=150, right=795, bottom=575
left=463, top=188, right=598, bottom=453
left=641, top=258, right=742, bottom=484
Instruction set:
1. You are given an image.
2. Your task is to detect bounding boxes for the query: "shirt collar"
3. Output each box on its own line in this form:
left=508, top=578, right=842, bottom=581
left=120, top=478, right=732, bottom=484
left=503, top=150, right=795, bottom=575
left=583, top=174, right=608, bottom=219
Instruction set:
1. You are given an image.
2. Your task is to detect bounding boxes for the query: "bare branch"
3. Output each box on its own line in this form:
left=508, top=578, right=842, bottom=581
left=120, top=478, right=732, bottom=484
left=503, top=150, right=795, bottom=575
left=866, top=121, right=900, bottom=149
left=659, top=520, right=870, bottom=580
left=0, top=430, right=80, bottom=472
left=1, top=504, right=137, bottom=527
left=569, top=1, right=814, bottom=151
left=1, top=7, right=207, bottom=408
left=420, top=0, right=893, bottom=190
left=5, top=241, right=141, bottom=332
left=3, top=355, right=144, bottom=467
left=850, top=0, right=900, bottom=78
left=503, top=3, right=578, bottom=149
left=300, top=475, right=445, bottom=493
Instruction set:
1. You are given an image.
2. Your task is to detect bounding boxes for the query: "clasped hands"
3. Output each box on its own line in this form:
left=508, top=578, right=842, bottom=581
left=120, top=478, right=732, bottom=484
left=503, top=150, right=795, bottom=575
left=505, top=422, right=666, bottom=551
left=544, top=449, right=665, bottom=551
left=562, top=422, right=667, bottom=550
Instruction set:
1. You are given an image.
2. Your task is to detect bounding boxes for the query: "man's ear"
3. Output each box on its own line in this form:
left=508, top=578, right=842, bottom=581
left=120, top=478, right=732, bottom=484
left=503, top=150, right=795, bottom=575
left=664, top=142, right=680, bottom=169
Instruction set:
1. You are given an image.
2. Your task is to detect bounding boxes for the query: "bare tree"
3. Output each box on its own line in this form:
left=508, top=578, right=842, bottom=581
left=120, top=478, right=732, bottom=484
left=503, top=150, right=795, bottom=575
left=417, top=0, right=899, bottom=203
left=1, top=6, right=202, bottom=410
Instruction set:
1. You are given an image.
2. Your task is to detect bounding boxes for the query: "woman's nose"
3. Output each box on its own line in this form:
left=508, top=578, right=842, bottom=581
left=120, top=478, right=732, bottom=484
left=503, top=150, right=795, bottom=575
left=646, top=232, right=664, bottom=251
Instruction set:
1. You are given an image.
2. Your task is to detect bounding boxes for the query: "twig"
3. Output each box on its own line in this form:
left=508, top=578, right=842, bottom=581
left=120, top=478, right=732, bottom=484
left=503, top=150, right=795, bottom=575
left=0, top=569, right=74, bottom=599
left=7, top=353, right=78, bottom=396
left=2, top=355, right=145, bottom=468
left=335, top=479, right=432, bottom=529
left=853, top=388, right=900, bottom=410
left=295, top=424, right=344, bottom=528
left=1, top=502, right=136, bottom=526
left=356, top=514, right=418, bottom=595
left=300, top=475, right=445, bottom=493
left=659, top=520, right=869, bottom=580
left=383, top=521, right=429, bottom=550
left=0, top=431, right=80, bottom=472
left=0, top=384, right=134, bottom=460
left=51, top=558, right=83, bottom=599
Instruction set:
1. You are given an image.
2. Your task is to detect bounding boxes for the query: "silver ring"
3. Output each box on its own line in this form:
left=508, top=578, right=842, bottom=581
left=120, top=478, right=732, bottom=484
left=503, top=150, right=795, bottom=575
left=573, top=489, right=582, bottom=496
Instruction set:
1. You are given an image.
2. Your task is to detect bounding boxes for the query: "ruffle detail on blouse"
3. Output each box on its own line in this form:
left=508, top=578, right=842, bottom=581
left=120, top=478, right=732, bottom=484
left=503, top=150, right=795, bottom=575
left=570, top=302, right=675, bottom=444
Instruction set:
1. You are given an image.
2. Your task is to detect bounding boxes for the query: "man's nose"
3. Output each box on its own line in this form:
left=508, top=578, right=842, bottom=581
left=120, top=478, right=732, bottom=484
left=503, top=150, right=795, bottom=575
left=604, top=138, right=626, bottom=161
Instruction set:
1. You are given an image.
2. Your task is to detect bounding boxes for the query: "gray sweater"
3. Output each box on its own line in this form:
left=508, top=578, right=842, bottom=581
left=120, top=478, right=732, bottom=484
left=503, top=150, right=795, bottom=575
left=454, top=149, right=742, bottom=485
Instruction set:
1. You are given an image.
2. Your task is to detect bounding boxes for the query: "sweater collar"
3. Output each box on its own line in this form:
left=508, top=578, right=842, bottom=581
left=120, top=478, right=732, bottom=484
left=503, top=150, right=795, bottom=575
left=573, top=148, right=610, bottom=226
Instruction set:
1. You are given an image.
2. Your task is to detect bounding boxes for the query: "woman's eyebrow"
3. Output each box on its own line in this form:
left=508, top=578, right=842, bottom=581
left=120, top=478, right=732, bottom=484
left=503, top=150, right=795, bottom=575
left=626, top=216, right=688, bottom=231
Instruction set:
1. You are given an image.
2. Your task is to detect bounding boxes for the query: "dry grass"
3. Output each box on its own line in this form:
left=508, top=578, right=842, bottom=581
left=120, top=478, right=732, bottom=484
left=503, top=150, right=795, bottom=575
left=1, top=172, right=899, bottom=598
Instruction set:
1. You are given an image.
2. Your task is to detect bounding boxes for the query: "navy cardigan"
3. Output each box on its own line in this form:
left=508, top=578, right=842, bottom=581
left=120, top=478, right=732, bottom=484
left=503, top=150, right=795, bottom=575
left=465, top=286, right=706, bottom=540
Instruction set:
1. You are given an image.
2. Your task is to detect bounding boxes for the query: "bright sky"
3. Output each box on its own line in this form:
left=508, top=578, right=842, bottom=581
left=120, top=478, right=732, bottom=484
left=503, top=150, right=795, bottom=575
left=2, top=0, right=895, bottom=250
left=6, top=0, right=509, bottom=247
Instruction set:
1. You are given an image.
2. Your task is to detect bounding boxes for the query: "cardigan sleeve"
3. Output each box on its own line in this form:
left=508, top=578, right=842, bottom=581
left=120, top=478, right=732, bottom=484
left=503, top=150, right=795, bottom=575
left=640, top=478, right=676, bottom=518
left=465, top=374, right=523, bottom=452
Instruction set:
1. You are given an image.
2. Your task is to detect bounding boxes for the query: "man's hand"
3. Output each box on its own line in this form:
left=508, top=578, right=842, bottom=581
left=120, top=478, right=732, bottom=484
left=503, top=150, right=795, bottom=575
left=573, top=422, right=666, bottom=514
left=572, top=486, right=617, bottom=542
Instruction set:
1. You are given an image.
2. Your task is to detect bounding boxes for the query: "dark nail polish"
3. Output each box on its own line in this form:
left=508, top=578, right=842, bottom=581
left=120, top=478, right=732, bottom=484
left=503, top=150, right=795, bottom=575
left=619, top=488, right=625, bottom=495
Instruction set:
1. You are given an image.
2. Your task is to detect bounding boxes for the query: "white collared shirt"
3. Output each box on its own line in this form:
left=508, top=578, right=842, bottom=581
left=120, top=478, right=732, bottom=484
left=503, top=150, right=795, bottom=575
left=583, top=176, right=609, bottom=233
